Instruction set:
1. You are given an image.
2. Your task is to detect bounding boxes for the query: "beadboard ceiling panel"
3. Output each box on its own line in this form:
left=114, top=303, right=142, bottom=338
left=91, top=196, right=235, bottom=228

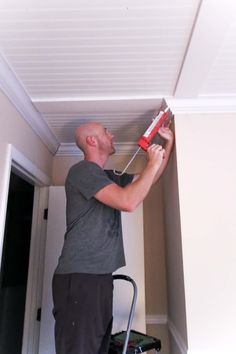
left=200, top=18, right=236, bottom=97
left=0, top=0, right=200, bottom=100
left=0, top=0, right=236, bottom=155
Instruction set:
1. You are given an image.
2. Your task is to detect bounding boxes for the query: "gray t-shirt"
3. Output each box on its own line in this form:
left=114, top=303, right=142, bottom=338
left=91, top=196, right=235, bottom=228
left=55, top=160, right=133, bottom=274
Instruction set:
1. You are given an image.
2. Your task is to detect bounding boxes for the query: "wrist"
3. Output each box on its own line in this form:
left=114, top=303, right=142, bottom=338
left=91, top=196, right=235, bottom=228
left=146, top=159, right=162, bottom=173
left=164, top=137, right=174, bottom=148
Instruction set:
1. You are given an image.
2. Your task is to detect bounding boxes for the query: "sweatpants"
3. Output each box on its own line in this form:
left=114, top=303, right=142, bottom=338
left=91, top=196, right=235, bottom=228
left=52, top=273, right=113, bottom=354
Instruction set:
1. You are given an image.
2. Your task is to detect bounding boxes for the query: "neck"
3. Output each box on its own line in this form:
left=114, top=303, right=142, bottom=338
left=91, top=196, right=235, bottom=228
left=84, top=151, right=108, bottom=169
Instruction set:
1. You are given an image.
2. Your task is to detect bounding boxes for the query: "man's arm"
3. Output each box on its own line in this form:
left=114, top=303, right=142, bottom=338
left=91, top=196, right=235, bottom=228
left=152, top=125, right=174, bottom=183
left=95, top=144, right=165, bottom=212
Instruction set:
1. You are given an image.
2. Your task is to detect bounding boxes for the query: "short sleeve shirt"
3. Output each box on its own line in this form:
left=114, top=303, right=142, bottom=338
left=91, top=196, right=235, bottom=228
left=55, top=160, right=133, bottom=274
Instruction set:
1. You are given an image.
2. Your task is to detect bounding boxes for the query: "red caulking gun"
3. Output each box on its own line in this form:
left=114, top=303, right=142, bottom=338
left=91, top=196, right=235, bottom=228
left=114, top=107, right=170, bottom=176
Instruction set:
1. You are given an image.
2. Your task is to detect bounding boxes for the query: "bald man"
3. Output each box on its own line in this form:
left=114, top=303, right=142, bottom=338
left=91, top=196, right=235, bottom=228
left=52, top=122, right=174, bottom=354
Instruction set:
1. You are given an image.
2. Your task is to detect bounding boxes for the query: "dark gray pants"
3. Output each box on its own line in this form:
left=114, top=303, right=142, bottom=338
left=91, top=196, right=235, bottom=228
left=52, top=273, right=113, bottom=354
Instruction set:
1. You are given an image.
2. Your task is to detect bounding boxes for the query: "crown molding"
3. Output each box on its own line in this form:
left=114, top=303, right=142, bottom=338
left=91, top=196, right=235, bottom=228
left=56, top=143, right=83, bottom=156
left=56, top=142, right=145, bottom=157
left=0, top=54, right=59, bottom=154
left=166, top=97, right=236, bottom=114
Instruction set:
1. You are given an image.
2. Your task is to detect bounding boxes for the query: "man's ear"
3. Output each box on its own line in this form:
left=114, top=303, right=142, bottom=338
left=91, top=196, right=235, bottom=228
left=86, top=135, right=96, bottom=147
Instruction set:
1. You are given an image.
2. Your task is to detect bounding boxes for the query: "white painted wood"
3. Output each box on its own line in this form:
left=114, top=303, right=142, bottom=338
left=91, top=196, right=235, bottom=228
left=22, top=187, right=49, bottom=354
left=0, top=144, right=50, bottom=276
left=200, top=15, right=236, bottom=96
left=0, top=145, right=12, bottom=271
left=11, top=145, right=51, bottom=186
left=0, top=0, right=203, bottom=151
left=1, top=0, right=236, bottom=154
left=166, top=97, right=236, bottom=114
left=0, top=144, right=50, bottom=354
left=174, top=0, right=236, bottom=98
left=39, top=186, right=145, bottom=353
left=0, top=56, right=59, bottom=154
left=0, top=0, right=198, bottom=100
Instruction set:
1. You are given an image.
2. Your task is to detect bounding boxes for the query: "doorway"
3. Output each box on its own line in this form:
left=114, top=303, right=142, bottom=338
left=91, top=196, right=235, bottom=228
left=0, top=170, right=34, bottom=354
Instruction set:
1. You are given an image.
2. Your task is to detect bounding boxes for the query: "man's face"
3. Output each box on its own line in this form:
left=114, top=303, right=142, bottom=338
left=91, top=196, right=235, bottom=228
left=97, top=125, right=116, bottom=155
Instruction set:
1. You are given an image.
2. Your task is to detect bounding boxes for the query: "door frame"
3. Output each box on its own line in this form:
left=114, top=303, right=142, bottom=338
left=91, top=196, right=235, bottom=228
left=0, top=144, right=50, bottom=354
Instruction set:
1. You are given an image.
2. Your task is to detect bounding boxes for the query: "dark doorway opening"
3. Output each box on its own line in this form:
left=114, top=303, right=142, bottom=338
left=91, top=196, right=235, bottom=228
left=0, top=171, right=34, bottom=354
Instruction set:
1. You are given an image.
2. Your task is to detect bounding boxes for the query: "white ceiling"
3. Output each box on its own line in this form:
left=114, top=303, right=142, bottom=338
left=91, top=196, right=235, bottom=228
left=0, top=0, right=236, bottom=155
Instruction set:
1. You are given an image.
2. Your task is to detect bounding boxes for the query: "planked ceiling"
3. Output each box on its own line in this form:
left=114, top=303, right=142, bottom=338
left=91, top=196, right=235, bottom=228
left=0, top=0, right=236, bottom=155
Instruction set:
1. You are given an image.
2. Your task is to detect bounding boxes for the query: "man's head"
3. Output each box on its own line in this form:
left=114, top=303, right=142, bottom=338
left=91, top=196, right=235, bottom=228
left=75, top=122, right=115, bottom=157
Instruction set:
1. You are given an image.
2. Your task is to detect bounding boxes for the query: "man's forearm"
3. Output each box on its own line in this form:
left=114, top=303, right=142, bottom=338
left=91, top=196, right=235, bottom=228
left=123, top=160, right=162, bottom=211
left=152, top=139, right=174, bottom=184
left=95, top=144, right=166, bottom=212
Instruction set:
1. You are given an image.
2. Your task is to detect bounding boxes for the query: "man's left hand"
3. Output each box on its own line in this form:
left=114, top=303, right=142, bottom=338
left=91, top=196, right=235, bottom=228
left=158, top=125, right=174, bottom=142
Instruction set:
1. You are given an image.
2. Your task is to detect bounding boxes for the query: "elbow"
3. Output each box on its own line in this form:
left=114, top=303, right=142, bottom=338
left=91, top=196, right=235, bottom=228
left=119, top=189, right=140, bottom=212
left=123, top=206, right=134, bottom=213
left=122, top=201, right=138, bottom=213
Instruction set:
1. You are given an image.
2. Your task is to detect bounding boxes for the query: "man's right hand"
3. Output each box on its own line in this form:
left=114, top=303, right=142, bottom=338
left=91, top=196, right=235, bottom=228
left=146, top=144, right=165, bottom=170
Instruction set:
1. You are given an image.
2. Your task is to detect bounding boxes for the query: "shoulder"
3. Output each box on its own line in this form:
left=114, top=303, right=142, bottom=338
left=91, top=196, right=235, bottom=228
left=68, top=160, right=103, bottom=177
left=67, top=160, right=113, bottom=189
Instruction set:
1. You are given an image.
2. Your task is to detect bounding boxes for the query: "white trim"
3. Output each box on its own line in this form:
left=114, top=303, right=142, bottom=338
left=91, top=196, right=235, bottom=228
left=22, top=186, right=49, bottom=354
left=33, top=95, right=165, bottom=103
left=0, top=144, right=50, bottom=354
left=0, top=144, right=12, bottom=269
left=56, top=143, right=83, bottom=156
left=166, top=98, right=236, bottom=114
left=32, top=95, right=236, bottom=114
left=145, top=315, right=188, bottom=354
left=0, top=144, right=50, bottom=271
left=146, top=314, right=168, bottom=325
left=11, top=145, right=50, bottom=186
left=174, top=0, right=236, bottom=98
left=56, top=142, right=145, bottom=156
left=168, top=319, right=188, bottom=354
left=0, top=144, right=50, bottom=268
left=0, top=54, right=59, bottom=154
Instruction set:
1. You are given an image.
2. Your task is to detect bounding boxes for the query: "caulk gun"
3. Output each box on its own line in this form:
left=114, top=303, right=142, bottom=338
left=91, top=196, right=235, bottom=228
left=114, top=107, right=171, bottom=176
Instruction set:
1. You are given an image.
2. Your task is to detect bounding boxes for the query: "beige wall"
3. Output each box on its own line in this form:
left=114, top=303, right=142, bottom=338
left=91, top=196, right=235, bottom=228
left=162, top=134, right=188, bottom=353
left=0, top=90, right=53, bottom=179
left=144, top=179, right=170, bottom=354
left=0, top=89, right=53, bottom=263
left=173, top=113, right=236, bottom=353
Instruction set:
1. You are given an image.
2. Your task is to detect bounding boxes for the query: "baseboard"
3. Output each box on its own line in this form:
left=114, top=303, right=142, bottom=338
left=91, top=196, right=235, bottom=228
left=146, top=314, right=188, bottom=354
left=168, top=319, right=188, bottom=354
left=146, top=314, right=168, bottom=325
